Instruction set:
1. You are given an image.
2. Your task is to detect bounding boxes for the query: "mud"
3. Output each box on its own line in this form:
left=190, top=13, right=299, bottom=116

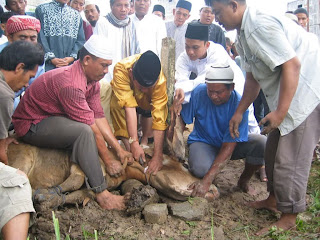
left=28, top=126, right=318, bottom=239
left=29, top=159, right=273, bottom=240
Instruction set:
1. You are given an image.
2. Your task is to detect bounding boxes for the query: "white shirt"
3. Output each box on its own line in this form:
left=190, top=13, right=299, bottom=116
left=130, top=13, right=167, bottom=57
left=94, top=17, right=140, bottom=82
left=175, top=42, right=260, bottom=134
left=237, top=7, right=320, bottom=135
left=165, top=21, right=188, bottom=61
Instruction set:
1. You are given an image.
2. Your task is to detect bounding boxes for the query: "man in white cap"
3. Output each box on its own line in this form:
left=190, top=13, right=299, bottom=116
left=174, top=64, right=265, bottom=196
left=12, top=35, right=133, bottom=210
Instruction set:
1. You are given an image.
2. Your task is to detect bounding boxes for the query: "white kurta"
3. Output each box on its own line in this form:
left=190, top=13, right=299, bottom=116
left=165, top=21, right=188, bottom=61
left=130, top=13, right=167, bottom=57
left=175, top=42, right=260, bottom=134
left=94, top=17, right=140, bottom=82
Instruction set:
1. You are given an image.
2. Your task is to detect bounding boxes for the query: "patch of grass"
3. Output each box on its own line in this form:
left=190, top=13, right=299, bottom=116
left=211, top=210, right=214, bottom=240
left=181, top=229, right=191, bottom=235
left=187, top=196, right=194, bottom=205
left=186, top=221, right=197, bottom=227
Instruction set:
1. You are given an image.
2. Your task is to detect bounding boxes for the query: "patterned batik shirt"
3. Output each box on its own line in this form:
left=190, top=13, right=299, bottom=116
left=35, top=0, right=85, bottom=71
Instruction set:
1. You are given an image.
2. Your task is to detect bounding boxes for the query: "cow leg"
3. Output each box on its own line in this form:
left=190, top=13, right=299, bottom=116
left=58, top=164, right=85, bottom=192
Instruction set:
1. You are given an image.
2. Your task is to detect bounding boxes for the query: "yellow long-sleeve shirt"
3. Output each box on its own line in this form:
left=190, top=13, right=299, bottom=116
left=110, top=54, right=168, bottom=138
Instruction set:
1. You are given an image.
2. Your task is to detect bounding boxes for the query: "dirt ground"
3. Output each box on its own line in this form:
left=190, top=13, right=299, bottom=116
left=28, top=127, right=319, bottom=240
left=30, top=159, right=273, bottom=240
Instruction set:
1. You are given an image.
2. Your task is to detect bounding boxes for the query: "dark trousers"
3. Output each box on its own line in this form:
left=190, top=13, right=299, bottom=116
left=188, top=133, right=266, bottom=178
left=265, top=104, right=320, bottom=213
left=22, top=116, right=107, bottom=193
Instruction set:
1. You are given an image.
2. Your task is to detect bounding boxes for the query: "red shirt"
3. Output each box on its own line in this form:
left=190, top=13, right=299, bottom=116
left=83, top=21, right=93, bottom=41
left=13, top=60, right=104, bottom=137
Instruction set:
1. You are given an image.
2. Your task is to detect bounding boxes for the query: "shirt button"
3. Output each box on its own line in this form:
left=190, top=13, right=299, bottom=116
left=265, top=95, right=268, bottom=97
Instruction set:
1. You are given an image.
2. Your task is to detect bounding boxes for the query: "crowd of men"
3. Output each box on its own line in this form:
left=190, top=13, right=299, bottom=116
left=0, top=0, right=319, bottom=239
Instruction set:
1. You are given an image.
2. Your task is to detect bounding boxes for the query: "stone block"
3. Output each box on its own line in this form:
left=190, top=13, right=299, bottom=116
left=143, top=203, right=168, bottom=224
left=168, top=197, right=209, bottom=221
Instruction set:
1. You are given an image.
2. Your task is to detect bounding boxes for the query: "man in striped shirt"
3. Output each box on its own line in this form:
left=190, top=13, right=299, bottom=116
left=12, top=36, right=133, bottom=210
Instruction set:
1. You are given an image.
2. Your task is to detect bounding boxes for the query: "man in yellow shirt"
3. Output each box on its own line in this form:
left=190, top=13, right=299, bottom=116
left=111, top=51, right=168, bottom=175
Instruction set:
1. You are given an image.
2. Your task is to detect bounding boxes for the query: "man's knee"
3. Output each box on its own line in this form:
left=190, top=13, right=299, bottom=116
left=189, top=160, right=211, bottom=178
left=249, top=134, right=267, bottom=153
left=78, top=124, right=95, bottom=139
left=189, top=166, right=208, bottom=178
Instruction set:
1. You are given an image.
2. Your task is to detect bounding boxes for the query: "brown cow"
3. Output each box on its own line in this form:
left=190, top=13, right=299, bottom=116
left=7, top=143, right=219, bottom=210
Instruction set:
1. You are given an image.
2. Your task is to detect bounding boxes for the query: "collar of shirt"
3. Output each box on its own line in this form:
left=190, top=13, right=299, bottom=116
left=240, top=6, right=250, bottom=31
left=53, top=0, right=67, bottom=7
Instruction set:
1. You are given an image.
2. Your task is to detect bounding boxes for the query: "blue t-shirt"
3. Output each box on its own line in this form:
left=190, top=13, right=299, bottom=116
left=181, top=84, right=249, bottom=147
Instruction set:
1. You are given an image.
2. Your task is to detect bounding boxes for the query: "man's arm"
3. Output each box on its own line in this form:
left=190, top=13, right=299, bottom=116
left=260, top=57, right=300, bottom=134
left=124, top=107, right=145, bottom=162
left=146, top=129, right=165, bottom=175
left=95, top=118, right=133, bottom=164
left=90, top=123, right=123, bottom=177
left=229, top=72, right=260, bottom=138
left=0, top=138, right=18, bottom=165
left=189, top=142, right=237, bottom=197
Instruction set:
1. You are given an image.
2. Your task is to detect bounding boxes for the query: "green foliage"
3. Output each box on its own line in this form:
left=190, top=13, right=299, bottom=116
left=52, top=211, right=61, bottom=240
left=264, top=226, right=290, bottom=240
left=187, top=196, right=194, bottom=205
left=211, top=210, right=214, bottom=240
left=186, top=221, right=197, bottom=227
left=181, top=229, right=191, bottom=235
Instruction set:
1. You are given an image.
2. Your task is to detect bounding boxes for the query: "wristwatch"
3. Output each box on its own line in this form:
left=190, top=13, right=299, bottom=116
left=128, top=137, right=137, bottom=144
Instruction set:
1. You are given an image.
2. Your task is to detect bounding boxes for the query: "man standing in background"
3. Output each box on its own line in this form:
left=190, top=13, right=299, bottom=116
left=35, top=0, right=85, bottom=71
left=166, top=0, right=192, bottom=61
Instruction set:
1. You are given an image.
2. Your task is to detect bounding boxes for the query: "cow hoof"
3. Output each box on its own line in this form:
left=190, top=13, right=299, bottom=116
left=33, top=187, right=66, bottom=211
left=126, top=185, right=159, bottom=215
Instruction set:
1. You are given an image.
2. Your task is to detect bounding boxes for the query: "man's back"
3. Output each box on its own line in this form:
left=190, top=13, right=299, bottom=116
left=13, top=61, right=104, bottom=137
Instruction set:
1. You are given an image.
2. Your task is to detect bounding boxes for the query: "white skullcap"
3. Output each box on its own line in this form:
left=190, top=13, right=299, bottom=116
left=84, top=35, right=113, bottom=60
left=84, top=0, right=97, bottom=7
left=205, top=63, right=234, bottom=84
left=285, top=13, right=298, bottom=24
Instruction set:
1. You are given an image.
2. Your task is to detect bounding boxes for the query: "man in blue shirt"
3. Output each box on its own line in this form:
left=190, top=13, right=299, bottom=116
left=177, top=64, right=264, bottom=197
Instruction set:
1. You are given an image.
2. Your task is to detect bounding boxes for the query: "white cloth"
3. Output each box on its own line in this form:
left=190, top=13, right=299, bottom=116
left=175, top=42, right=260, bottom=134
left=165, top=21, right=187, bottom=61
left=130, top=13, right=166, bottom=57
left=93, top=17, right=140, bottom=82
left=237, top=7, right=320, bottom=135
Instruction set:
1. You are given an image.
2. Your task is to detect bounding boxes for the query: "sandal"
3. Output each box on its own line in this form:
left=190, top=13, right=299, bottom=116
left=257, top=166, right=268, bottom=182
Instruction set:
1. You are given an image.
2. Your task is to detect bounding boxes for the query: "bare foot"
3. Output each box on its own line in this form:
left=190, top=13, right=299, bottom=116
left=237, top=178, right=256, bottom=195
left=247, top=194, right=279, bottom=213
left=96, top=190, right=125, bottom=210
left=256, top=213, right=297, bottom=236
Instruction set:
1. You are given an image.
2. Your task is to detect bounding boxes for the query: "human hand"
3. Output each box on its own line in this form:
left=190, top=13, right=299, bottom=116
left=146, top=155, right=163, bottom=175
left=229, top=111, right=243, bottom=139
left=188, top=179, right=211, bottom=197
left=63, top=57, right=75, bottom=65
left=117, top=148, right=134, bottom=165
left=130, top=142, right=146, bottom=163
left=51, top=58, right=65, bottom=67
left=105, top=159, right=124, bottom=178
left=5, top=137, right=18, bottom=146
left=173, top=89, right=185, bottom=116
left=260, top=110, right=286, bottom=135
